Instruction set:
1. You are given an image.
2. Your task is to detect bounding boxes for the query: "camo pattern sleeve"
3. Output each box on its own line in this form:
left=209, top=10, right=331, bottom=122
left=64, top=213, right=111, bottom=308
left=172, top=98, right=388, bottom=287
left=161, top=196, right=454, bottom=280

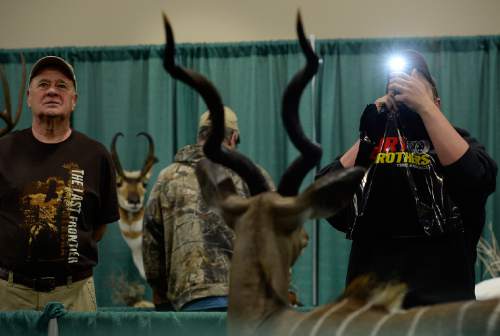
left=143, top=167, right=173, bottom=298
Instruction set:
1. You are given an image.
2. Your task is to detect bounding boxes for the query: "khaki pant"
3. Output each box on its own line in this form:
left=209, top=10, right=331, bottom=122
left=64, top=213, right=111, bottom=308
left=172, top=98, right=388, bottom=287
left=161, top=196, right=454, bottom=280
left=0, top=276, right=97, bottom=312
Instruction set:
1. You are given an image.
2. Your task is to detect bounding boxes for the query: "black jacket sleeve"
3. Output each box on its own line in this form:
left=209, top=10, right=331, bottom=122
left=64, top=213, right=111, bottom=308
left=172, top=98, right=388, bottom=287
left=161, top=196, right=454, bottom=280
left=443, top=128, right=497, bottom=195
left=442, top=128, right=497, bottom=246
left=315, top=159, right=353, bottom=233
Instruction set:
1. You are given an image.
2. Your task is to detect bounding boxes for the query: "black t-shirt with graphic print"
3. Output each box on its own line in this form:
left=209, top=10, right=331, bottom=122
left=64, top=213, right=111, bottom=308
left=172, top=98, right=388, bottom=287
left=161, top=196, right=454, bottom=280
left=353, top=104, right=461, bottom=238
left=0, top=128, right=119, bottom=277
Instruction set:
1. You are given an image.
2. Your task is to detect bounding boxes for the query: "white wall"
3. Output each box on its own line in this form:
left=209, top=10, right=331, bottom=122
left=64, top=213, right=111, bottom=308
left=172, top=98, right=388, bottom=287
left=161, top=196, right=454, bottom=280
left=1, top=0, right=500, bottom=48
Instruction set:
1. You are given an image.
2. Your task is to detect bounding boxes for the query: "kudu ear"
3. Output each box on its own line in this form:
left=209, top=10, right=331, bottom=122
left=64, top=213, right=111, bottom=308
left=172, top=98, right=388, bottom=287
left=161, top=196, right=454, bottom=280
left=195, top=158, right=236, bottom=207
left=195, top=158, right=249, bottom=228
left=297, top=166, right=365, bottom=219
left=274, top=166, right=365, bottom=232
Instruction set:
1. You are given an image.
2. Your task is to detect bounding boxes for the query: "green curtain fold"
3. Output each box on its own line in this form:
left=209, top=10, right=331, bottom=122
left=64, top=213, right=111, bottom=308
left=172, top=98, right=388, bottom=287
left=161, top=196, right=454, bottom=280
left=0, top=35, right=499, bottom=307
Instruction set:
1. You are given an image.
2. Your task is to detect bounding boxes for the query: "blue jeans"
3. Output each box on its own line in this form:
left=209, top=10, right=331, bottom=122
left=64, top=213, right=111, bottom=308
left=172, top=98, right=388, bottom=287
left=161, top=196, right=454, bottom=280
left=181, top=296, right=228, bottom=312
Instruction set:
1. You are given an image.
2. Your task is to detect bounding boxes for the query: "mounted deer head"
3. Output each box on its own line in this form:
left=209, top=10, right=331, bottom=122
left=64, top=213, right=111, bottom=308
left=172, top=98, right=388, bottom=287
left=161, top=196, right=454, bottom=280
left=0, top=54, right=26, bottom=137
left=111, top=132, right=158, bottom=278
left=162, top=12, right=500, bottom=336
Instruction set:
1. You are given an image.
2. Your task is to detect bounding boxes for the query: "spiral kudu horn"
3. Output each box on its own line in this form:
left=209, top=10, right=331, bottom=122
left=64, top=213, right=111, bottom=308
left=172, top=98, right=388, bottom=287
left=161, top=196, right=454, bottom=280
left=162, top=13, right=270, bottom=196
left=277, top=12, right=322, bottom=196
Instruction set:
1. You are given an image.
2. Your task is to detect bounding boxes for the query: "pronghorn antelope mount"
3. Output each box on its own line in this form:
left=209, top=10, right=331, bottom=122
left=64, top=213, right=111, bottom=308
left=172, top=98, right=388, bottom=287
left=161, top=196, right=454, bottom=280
left=0, top=54, right=26, bottom=137
left=162, top=12, right=500, bottom=336
left=111, top=132, right=158, bottom=278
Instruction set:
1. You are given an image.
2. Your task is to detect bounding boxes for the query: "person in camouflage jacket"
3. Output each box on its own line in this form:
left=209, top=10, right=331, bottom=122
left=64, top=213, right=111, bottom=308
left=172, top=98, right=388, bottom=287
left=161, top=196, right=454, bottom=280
left=143, top=107, right=274, bottom=311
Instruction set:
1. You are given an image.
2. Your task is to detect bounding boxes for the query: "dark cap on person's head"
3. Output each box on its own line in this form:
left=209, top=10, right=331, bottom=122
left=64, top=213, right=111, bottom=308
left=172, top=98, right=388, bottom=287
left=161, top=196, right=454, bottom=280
left=400, top=50, right=439, bottom=98
left=29, top=56, right=77, bottom=91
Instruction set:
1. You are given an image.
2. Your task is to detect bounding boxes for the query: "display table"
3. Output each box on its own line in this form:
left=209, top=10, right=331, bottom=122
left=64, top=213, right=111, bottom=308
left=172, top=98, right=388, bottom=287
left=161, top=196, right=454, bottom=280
left=0, top=308, right=226, bottom=336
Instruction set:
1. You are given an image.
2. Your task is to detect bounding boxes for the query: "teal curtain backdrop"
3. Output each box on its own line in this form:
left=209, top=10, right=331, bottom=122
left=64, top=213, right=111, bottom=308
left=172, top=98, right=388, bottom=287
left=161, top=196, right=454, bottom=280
left=0, top=35, right=499, bottom=307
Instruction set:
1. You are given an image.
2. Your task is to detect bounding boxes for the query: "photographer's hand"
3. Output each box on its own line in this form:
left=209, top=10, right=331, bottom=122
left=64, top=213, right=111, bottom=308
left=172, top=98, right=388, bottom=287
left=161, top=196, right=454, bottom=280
left=388, top=69, right=468, bottom=165
left=387, top=70, right=436, bottom=117
left=374, top=94, right=398, bottom=113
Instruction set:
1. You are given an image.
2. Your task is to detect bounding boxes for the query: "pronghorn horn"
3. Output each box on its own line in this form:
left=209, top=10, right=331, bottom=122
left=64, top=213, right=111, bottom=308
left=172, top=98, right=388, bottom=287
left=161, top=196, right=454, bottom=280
left=137, top=132, right=158, bottom=178
left=0, top=53, right=26, bottom=137
left=111, top=132, right=126, bottom=178
left=277, top=12, right=322, bottom=196
left=162, top=13, right=270, bottom=196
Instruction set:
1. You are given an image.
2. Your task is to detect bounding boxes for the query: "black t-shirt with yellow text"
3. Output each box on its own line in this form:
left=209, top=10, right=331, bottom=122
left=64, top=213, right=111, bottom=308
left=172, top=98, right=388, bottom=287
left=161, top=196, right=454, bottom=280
left=353, top=104, right=461, bottom=238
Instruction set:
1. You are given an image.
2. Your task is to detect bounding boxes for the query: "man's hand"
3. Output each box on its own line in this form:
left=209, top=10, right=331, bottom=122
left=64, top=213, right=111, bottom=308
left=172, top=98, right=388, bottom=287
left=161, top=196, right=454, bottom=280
left=374, top=93, right=398, bottom=113
left=387, top=69, right=469, bottom=165
left=387, top=69, right=437, bottom=116
left=92, top=224, right=107, bottom=241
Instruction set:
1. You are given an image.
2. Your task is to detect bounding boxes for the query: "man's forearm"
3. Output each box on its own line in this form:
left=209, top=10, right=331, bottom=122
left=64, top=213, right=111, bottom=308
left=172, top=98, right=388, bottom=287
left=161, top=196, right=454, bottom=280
left=419, top=104, right=469, bottom=166
left=340, top=140, right=360, bottom=168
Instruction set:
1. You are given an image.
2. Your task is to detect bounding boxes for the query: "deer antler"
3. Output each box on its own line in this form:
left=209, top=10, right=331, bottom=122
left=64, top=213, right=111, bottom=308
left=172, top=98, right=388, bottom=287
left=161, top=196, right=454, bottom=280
left=111, top=132, right=126, bottom=178
left=162, top=13, right=270, bottom=196
left=0, top=54, right=26, bottom=137
left=137, top=132, right=159, bottom=178
left=277, top=13, right=321, bottom=196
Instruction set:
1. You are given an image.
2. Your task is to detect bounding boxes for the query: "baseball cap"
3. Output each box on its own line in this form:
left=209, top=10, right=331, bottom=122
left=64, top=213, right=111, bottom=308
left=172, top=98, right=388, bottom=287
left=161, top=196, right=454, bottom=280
left=29, top=56, right=77, bottom=91
left=198, top=106, right=239, bottom=132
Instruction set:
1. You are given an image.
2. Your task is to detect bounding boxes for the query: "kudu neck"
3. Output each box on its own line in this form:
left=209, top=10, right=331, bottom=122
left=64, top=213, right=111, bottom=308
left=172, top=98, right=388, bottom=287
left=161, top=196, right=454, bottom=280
left=228, top=223, right=290, bottom=335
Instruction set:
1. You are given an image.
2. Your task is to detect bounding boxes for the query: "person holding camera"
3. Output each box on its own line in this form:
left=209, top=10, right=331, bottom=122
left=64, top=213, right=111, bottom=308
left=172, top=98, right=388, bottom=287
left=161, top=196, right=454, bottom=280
left=317, top=50, right=497, bottom=308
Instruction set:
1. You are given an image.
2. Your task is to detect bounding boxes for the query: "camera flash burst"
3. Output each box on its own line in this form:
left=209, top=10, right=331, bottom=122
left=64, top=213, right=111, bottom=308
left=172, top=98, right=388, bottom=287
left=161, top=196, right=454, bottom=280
left=388, top=56, right=407, bottom=73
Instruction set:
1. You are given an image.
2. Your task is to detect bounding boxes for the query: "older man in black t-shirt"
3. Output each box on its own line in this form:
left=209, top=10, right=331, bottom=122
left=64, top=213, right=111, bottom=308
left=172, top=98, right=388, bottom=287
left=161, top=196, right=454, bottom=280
left=0, top=56, right=119, bottom=311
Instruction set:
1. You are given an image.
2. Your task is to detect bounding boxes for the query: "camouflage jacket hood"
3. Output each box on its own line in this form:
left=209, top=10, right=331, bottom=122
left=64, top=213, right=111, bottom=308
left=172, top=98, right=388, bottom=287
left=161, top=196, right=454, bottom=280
left=173, top=144, right=205, bottom=167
